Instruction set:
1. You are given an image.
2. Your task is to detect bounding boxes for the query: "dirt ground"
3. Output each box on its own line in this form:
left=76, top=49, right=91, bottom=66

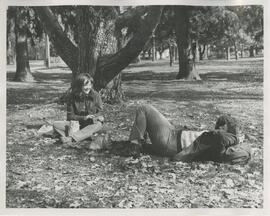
left=6, top=57, right=263, bottom=208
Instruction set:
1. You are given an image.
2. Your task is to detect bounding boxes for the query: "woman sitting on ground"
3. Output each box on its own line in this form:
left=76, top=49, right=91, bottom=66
left=53, top=73, right=104, bottom=145
left=126, top=104, right=250, bottom=164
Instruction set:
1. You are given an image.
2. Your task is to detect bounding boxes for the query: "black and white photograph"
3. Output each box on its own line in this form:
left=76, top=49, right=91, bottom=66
left=2, top=0, right=268, bottom=212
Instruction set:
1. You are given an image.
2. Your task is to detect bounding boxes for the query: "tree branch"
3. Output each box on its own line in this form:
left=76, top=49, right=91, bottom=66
left=94, top=6, right=164, bottom=89
left=34, top=6, right=79, bottom=73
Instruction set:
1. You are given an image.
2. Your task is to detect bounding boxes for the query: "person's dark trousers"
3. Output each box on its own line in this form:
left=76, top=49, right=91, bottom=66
left=172, top=130, right=250, bottom=164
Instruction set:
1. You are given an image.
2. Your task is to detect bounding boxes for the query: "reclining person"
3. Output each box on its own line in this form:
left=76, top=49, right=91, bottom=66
left=53, top=73, right=104, bottom=145
left=127, top=104, right=250, bottom=164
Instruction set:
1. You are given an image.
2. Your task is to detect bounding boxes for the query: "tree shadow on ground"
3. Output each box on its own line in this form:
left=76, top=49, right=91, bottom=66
left=200, top=71, right=263, bottom=82
left=123, top=71, right=178, bottom=81
left=125, top=88, right=262, bottom=101
left=6, top=71, right=72, bottom=84
left=122, top=70, right=263, bottom=83
left=7, top=86, right=62, bottom=107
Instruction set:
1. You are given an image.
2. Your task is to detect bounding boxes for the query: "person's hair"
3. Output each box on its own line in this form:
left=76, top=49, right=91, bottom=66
left=215, top=115, right=239, bottom=135
left=71, top=73, right=93, bottom=96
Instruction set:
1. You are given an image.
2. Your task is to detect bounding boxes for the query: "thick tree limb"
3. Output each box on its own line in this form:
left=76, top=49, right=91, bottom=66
left=95, top=6, right=163, bottom=89
left=35, top=6, right=163, bottom=89
left=34, top=7, right=79, bottom=73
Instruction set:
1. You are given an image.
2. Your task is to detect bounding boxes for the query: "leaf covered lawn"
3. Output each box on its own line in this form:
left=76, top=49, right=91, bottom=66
left=6, top=58, right=263, bottom=208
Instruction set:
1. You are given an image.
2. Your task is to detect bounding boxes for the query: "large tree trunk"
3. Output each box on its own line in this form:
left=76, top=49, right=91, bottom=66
left=174, top=6, right=201, bottom=80
left=76, top=6, right=100, bottom=78
left=14, top=7, right=34, bottom=82
left=35, top=6, right=163, bottom=90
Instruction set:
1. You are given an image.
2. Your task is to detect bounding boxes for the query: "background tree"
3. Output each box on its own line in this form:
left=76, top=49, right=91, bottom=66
left=35, top=6, right=163, bottom=102
left=174, top=6, right=201, bottom=80
left=233, top=5, right=263, bottom=57
left=8, top=6, right=44, bottom=82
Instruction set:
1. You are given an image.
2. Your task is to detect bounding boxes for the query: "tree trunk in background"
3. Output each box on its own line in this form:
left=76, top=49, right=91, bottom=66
left=174, top=46, right=178, bottom=61
left=7, top=39, right=14, bottom=65
left=255, top=46, right=259, bottom=55
left=152, top=35, right=156, bottom=61
left=174, top=6, right=201, bottom=80
left=98, top=19, right=125, bottom=104
left=240, top=44, right=244, bottom=58
left=35, top=6, right=163, bottom=103
left=14, top=7, right=34, bottom=82
left=169, top=44, right=174, bottom=66
left=147, top=50, right=152, bottom=59
left=226, top=46, right=231, bottom=60
left=159, top=50, right=163, bottom=59
left=249, top=45, right=255, bottom=57
left=195, top=40, right=200, bottom=61
left=199, top=44, right=206, bottom=60
left=234, top=42, right=238, bottom=60
left=45, top=33, right=51, bottom=68
left=76, top=6, right=100, bottom=79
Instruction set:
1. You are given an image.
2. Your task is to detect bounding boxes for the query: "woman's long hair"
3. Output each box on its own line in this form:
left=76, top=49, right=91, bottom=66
left=71, top=73, right=93, bottom=99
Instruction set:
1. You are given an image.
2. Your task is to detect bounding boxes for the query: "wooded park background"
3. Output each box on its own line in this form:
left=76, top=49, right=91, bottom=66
left=5, top=4, right=264, bottom=208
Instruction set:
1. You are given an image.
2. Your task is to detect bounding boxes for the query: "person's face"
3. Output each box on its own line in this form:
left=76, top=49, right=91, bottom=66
left=218, top=124, right=228, bottom=132
left=82, top=80, right=92, bottom=94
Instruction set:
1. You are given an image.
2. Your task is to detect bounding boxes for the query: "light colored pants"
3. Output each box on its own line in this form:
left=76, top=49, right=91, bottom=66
left=53, top=121, right=103, bottom=142
left=129, top=104, right=179, bottom=156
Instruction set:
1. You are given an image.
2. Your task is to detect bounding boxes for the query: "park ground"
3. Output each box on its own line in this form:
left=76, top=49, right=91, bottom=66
left=6, top=57, right=263, bottom=208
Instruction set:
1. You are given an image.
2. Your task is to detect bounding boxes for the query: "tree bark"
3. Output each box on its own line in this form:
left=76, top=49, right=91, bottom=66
left=169, top=44, right=174, bottom=66
left=199, top=44, right=206, bottom=61
left=76, top=6, right=100, bottom=78
left=249, top=45, right=255, bottom=57
left=34, top=7, right=79, bottom=73
left=152, top=35, right=156, bottom=62
left=174, top=46, right=178, bottom=61
left=7, top=39, right=14, bottom=65
left=240, top=44, right=244, bottom=58
left=234, top=42, right=238, bottom=60
left=226, top=46, right=231, bottom=60
left=14, top=7, right=34, bottom=82
left=45, top=33, right=51, bottom=68
left=159, top=50, right=163, bottom=59
left=195, top=40, right=200, bottom=61
left=35, top=6, right=163, bottom=90
left=174, top=6, right=201, bottom=80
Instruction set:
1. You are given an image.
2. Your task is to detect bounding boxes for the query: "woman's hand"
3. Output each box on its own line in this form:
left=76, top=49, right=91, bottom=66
left=97, top=116, right=104, bottom=122
left=85, top=114, right=94, bottom=120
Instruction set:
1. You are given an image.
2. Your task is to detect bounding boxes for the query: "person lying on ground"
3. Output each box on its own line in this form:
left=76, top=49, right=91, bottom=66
left=125, top=104, right=250, bottom=165
left=51, top=73, right=104, bottom=146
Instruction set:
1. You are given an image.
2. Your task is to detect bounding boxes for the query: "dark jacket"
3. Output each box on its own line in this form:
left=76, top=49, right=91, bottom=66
left=67, top=89, right=103, bottom=127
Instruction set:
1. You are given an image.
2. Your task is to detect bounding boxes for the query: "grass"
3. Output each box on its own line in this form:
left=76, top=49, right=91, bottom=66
left=6, top=57, right=263, bottom=208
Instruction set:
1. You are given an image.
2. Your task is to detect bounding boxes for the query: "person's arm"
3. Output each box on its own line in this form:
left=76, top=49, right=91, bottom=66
left=171, top=140, right=211, bottom=162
